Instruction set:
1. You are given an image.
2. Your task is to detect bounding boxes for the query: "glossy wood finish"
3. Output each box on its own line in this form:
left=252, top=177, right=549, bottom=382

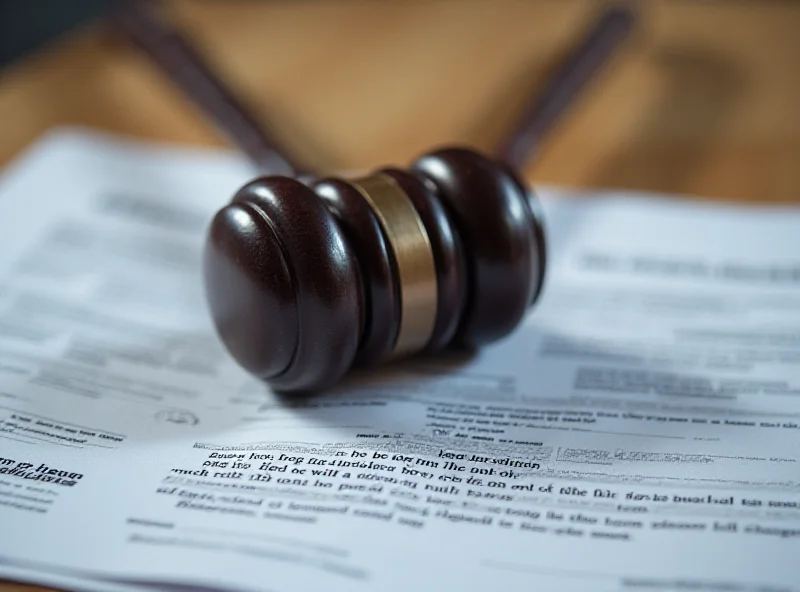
left=314, top=177, right=400, bottom=366
left=214, top=176, right=364, bottom=392
left=204, top=197, right=299, bottom=377
left=413, top=148, right=540, bottom=347
left=205, top=147, right=546, bottom=392
left=1, top=0, right=799, bottom=589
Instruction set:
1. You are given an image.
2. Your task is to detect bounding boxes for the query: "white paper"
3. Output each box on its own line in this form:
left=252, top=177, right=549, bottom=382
left=1, top=128, right=799, bottom=592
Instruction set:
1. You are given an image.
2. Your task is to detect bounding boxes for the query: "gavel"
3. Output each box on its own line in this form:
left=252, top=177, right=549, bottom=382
left=205, top=144, right=547, bottom=393
left=113, top=0, right=635, bottom=392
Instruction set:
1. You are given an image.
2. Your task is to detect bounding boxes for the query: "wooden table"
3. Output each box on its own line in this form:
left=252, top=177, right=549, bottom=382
left=1, top=0, right=798, bottom=590
left=1, top=0, right=799, bottom=203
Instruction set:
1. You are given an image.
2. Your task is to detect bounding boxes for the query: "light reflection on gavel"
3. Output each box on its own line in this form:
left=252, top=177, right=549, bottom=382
left=110, top=0, right=636, bottom=392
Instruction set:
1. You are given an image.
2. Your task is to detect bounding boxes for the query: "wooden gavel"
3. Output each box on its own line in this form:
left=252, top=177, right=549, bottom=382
left=205, top=145, right=547, bottom=392
left=113, top=0, right=635, bottom=392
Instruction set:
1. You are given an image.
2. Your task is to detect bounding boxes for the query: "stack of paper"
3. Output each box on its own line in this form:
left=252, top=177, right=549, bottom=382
left=0, top=129, right=798, bottom=592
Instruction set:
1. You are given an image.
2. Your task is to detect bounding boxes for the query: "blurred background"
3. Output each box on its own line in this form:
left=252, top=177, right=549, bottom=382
left=0, top=0, right=798, bottom=202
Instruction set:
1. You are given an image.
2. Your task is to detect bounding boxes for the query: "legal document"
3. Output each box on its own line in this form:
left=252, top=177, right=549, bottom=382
left=0, top=128, right=798, bottom=592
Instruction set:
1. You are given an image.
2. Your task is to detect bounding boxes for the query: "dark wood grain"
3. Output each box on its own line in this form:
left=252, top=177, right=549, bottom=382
left=212, top=176, right=364, bottom=392
left=314, top=177, right=400, bottom=366
left=204, top=198, right=299, bottom=377
left=205, top=146, right=545, bottom=391
left=413, top=148, right=541, bottom=348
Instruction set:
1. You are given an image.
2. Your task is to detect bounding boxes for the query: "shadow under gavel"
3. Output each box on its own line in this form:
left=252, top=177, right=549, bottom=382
left=111, top=0, right=636, bottom=392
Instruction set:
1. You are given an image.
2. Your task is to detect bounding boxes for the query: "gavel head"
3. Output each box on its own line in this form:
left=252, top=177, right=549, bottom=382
left=203, top=146, right=547, bottom=393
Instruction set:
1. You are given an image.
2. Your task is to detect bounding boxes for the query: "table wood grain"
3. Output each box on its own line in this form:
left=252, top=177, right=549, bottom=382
left=1, top=0, right=799, bottom=590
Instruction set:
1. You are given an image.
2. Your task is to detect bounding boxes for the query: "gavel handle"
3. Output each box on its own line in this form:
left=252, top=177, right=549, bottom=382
left=496, top=5, right=636, bottom=170
left=111, top=0, right=304, bottom=176
left=110, top=0, right=635, bottom=175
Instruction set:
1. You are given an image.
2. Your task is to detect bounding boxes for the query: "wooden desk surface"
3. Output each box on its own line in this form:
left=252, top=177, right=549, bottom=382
left=1, top=0, right=799, bottom=590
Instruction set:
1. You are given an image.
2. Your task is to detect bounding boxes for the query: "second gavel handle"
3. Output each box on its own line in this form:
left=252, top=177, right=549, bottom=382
left=110, top=0, right=636, bottom=175
left=496, top=5, right=636, bottom=170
